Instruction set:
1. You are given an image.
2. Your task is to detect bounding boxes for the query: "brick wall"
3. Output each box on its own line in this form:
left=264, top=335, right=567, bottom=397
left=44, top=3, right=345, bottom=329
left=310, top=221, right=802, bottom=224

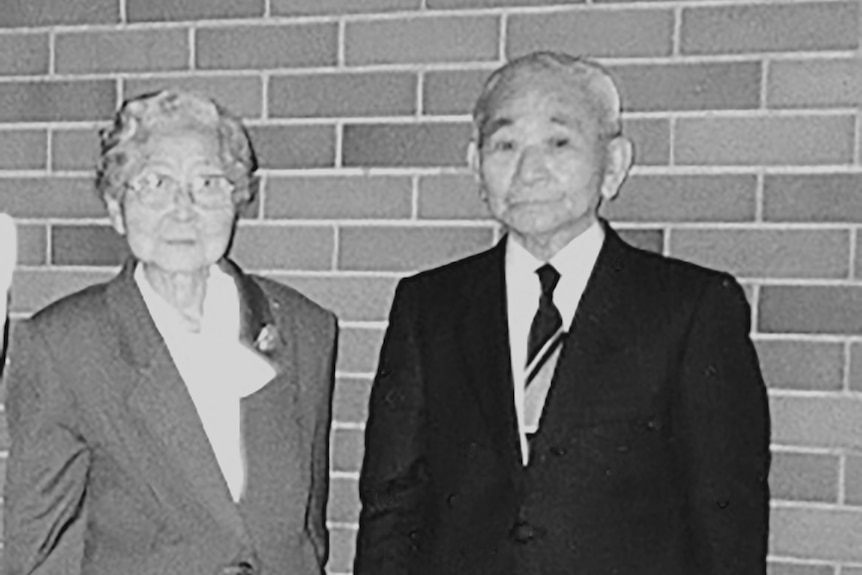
left=0, top=0, right=860, bottom=572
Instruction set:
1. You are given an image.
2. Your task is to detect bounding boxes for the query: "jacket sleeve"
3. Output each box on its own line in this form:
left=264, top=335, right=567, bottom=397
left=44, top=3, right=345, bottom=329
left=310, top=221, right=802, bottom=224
left=674, top=274, right=771, bottom=575
left=3, top=320, right=90, bottom=575
left=354, top=280, right=429, bottom=575
left=306, top=311, right=338, bottom=571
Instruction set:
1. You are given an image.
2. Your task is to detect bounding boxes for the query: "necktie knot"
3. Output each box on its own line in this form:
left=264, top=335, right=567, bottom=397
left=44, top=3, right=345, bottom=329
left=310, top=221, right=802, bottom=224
left=536, top=264, right=560, bottom=299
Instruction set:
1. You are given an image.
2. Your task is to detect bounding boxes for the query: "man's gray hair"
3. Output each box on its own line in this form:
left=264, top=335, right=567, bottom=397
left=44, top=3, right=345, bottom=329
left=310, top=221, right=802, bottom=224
left=472, top=51, right=623, bottom=147
left=96, top=89, right=257, bottom=205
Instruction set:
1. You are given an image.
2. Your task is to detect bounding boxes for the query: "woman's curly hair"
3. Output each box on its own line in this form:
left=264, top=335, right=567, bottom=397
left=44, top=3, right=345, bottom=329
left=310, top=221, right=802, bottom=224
left=95, top=90, right=258, bottom=206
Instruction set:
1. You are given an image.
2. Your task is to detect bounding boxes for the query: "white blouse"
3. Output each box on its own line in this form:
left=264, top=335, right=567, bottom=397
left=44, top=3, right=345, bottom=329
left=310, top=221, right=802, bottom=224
left=135, top=264, right=276, bottom=502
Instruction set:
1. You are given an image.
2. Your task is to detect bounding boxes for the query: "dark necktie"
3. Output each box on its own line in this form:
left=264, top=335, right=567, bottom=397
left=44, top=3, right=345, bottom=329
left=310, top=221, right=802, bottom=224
left=526, top=264, right=562, bottom=375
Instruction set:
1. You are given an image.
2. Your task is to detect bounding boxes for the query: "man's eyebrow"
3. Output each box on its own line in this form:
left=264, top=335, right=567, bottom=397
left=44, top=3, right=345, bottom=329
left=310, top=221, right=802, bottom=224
left=481, top=117, right=513, bottom=141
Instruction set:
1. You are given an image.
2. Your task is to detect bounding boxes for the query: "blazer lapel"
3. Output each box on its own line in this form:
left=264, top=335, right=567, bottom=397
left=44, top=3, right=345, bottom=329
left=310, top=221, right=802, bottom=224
left=534, top=225, right=641, bottom=442
left=109, top=259, right=250, bottom=545
left=219, top=260, right=302, bottom=551
left=458, top=241, right=524, bottom=474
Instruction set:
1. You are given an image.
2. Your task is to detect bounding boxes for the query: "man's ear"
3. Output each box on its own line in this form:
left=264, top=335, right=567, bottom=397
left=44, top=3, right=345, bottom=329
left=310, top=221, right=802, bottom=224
left=466, top=140, right=488, bottom=200
left=600, top=136, right=633, bottom=202
left=467, top=140, right=482, bottom=181
left=106, top=196, right=127, bottom=236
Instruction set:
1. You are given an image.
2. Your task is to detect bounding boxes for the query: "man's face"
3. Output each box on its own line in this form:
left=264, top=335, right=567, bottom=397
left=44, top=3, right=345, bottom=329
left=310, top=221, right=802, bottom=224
left=472, top=74, right=629, bottom=247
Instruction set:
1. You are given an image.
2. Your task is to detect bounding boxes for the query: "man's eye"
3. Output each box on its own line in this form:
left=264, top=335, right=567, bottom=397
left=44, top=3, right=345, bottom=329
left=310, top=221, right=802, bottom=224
left=550, top=137, right=571, bottom=149
left=489, top=140, right=516, bottom=152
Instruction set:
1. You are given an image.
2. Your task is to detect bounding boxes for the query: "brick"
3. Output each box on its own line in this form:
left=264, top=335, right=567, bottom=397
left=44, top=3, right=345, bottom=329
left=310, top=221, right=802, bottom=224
left=0, top=177, right=104, bottom=219
left=0, top=81, right=115, bottom=123
left=768, top=59, right=862, bottom=109
left=328, top=527, right=358, bottom=573
left=51, top=225, right=129, bottom=267
left=852, top=343, right=862, bottom=393
left=10, top=269, right=115, bottom=315
left=846, top=456, right=862, bottom=506
left=754, top=339, right=844, bottom=392
left=273, top=0, right=419, bottom=16
left=17, top=224, right=48, bottom=266
left=0, top=32, right=48, bottom=75
left=328, top=476, right=359, bottom=524
left=55, top=29, right=188, bottom=75
left=760, top=286, right=862, bottom=335
left=337, top=326, right=385, bottom=374
left=418, top=174, right=490, bottom=220
left=611, top=62, right=761, bottom=112
left=269, top=72, right=416, bottom=119
left=764, top=174, right=862, bottom=223
left=624, top=118, right=669, bottom=166
left=616, top=228, right=663, bottom=254
left=681, top=2, right=858, bottom=55
left=767, top=563, right=834, bottom=575
left=267, top=274, right=398, bottom=322
left=333, top=377, right=372, bottom=425
left=669, top=229, right=850, bottom=280
left=345, top=16, right=499, bottom=65
left=0, top=0, right=119, bottom=27
left=423, top=69, right=490, bottom=116
left=127, top=0, right=263, bottom=22
left=507, top=10, right=673, bottom=59
left=52, top=128, right=101, bottom=172
left=264, top=176, right=412, bottom=220
left=196, top=24, right=337, bottom=70
left=430, top=0, right=581, bottom=7
left=331, top=427, right=364, bottom=474
left=229, top=225, right=334, bottom=271
left=770, top=451, right=839, bottom=503
left=338, top=226, right=494, bottom=272
left=0, top=416, right=8, bottom=450
left=857, top=234, right=862, bottom=281
left=603, top=175, right=756, bottom=223
left=770, top=506, right=862, bottom=561
left=246, top=125, right=335, bottom=170
left=342, top=122, right=471, bottom=168
left=770, top=396, right=862, bottom=451
left=124, top=76, right=263, bottom=119
left=674, top=115, right=855, bottom=166
left=0, top=130, right=46, bottom=170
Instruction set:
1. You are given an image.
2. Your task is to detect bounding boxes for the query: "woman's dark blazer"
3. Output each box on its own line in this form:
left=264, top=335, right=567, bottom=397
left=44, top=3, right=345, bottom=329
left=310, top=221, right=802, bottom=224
left=3, top=258, right=338, bottom=575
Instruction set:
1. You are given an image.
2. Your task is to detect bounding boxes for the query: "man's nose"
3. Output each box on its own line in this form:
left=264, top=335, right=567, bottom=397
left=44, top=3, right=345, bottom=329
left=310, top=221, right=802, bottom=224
left=515, top=146, right=550, bottom=184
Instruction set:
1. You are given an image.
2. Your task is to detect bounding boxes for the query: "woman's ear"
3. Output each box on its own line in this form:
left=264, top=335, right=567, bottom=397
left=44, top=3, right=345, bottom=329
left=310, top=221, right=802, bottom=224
left=106, top=196, right=127, bottom=236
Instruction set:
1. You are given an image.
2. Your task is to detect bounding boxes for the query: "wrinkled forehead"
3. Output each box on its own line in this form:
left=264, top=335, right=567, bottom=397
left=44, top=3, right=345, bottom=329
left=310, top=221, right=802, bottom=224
left=479, top=70, right=602, bottom=136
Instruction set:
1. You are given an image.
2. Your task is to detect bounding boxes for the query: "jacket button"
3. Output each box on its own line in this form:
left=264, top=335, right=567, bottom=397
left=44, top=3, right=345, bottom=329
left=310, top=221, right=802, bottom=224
left=510, top=521, right=545, bottom=543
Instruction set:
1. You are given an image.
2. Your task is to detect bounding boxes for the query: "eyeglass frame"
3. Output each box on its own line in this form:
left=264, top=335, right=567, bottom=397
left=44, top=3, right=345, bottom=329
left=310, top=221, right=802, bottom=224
left=122, top=171, right=237, bottom=210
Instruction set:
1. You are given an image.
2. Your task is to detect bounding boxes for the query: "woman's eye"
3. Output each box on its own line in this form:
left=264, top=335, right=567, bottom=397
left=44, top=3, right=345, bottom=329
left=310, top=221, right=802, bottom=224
left=550, top=137, right=570, bottom=149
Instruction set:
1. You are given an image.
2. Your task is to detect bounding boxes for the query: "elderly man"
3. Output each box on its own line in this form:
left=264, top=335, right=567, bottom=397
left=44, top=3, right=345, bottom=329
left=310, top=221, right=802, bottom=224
left=354, top=52, right=770, bottom=575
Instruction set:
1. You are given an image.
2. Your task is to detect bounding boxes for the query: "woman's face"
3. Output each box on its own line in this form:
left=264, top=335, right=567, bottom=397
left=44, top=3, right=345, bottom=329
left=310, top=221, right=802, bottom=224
left=107, top=130, right=237, bottom=275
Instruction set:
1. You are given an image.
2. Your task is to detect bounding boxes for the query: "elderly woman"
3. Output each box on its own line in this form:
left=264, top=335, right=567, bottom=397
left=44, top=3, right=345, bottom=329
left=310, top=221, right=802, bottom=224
left=3, top=91, right=337, bottom=575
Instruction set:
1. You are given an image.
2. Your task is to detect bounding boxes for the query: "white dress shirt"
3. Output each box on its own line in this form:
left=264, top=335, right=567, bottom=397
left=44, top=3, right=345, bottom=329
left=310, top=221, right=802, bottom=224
left=505, top=221, right=605, bottom=464
left=135, top=264, right=276, bottom=502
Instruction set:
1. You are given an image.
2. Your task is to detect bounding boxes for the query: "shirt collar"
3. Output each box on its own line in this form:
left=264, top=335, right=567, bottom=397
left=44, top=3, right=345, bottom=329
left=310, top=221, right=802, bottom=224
left=505, top=220, right=605, bottom=280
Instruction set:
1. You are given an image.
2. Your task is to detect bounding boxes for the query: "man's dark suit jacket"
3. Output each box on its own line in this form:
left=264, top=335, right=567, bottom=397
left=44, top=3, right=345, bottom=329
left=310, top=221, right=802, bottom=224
left=354, top=224, right=771, bottom=575
left=3, top=258, right=337, bottom=575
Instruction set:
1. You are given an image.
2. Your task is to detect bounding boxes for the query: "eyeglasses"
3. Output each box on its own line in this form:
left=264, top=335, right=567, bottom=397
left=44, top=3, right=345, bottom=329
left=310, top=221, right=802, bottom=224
left=125, top=172, right=235, bottom=210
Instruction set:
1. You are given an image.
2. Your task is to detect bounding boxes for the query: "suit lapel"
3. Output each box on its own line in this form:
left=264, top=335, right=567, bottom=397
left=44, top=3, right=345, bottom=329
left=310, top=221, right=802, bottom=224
left=534, top=226, right=640, bottom=443
left=458, top=242, right=524, bottom=474
left=109, top=258, right=262, bottom=545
